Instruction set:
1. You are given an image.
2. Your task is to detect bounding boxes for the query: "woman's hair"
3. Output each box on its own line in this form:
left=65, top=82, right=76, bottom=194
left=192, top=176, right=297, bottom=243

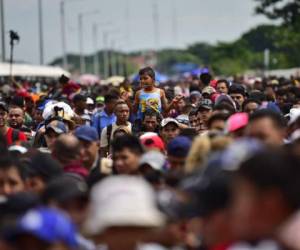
left=184, top=135, right=232, bottom=174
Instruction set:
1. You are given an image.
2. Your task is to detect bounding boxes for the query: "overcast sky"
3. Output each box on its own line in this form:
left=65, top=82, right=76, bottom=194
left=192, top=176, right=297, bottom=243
left=2, top=0, right=272, bottom=64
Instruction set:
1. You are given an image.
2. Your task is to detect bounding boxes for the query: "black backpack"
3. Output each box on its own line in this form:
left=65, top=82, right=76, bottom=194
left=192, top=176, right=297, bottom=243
left=12, top=129, right=20, bottom=143
left=106, top=124, right=113, bottom=150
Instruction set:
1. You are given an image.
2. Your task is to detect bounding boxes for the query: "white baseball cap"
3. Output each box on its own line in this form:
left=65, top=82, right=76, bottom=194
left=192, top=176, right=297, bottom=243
left=160, top=118, right=179, bottom=128
left=287, top=108, right=300, bottom=126
left=139, top=151, right=166, bottom=172
left=84, top=176, right=165, bottom=235
left=86, top=97, right=94, bottom=105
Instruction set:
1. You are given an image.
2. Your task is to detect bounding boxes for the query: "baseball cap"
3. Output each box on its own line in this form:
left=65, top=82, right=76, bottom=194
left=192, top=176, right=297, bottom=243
left=84, top=176, right=165, bottom=235
left=96, top=96, right=105, bottom=104
left=86, top=97, right=94, bottom=105
left=42, top=175, right=88, bottom=204
left=0, top=102, right=8, bottom=112
left=42, top=101, right=74, bottom=121
left=139, top=151, right=166, bottom=172
left=74, top=125, right=98, bottom=142
left=167, top=136, right=192, bottom=158
left=46, top=120, right=68, bottom=135
left=176, top=114, right=190, bottom=126
left=202, top=86, right=216, bottom=96
left=5, top=207, right=78, bottom=248
left=287, top=108, right=300, bottom=126
left=225, top=112, right=249, bottom=133
left=198, top=98, right=213, bottom=110
left=215, top=94, right=237, bottom=111
left=140, top=132, right=165, bottom=152
left=161, top=118, right=179, bottom=128
left=190, top=91, right=201, bottom=98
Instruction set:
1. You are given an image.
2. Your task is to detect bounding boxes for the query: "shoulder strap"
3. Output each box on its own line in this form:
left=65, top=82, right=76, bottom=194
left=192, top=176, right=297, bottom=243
left=12, top=129, right=20, bottom=143
left=96, top=113, right=102, bottom=137
left=107, top=124, right=113, bottom=150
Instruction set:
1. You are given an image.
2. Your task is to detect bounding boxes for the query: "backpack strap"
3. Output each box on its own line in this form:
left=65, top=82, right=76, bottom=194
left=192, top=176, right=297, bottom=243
left=96, top=113, right=102, bottom=137
left=106, top=124, right=113, bottom=151
left=12, top=129, right=20, bottom=143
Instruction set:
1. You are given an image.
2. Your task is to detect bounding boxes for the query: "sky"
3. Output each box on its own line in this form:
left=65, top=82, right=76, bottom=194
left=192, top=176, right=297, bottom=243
left=2, top=0, right=272, bottom=64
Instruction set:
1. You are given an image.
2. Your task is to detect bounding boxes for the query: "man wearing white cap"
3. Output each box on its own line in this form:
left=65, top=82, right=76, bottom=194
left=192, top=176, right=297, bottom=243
left=84, top=176, right=165, bottom=250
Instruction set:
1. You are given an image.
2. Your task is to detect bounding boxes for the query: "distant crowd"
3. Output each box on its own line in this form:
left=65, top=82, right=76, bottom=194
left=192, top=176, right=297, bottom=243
left=1, top=68, right=300, bottom=250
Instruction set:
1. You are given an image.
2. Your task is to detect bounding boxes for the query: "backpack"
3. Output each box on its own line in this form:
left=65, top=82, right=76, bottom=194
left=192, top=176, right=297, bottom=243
left=106, top=124, right=113, bottom=150
left=12, top=129, right=20, bottom=143
left=94, top=113, right=102, bottom=137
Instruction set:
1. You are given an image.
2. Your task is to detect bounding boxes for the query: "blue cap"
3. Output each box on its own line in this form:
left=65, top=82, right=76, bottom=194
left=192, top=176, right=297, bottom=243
left=167, top=136, right=192, bottom=157
left=6, top=207, right=78, bottom=247
left=74, top=125, right=98, bottom=142
left=46, top=120, right=68, bottom=134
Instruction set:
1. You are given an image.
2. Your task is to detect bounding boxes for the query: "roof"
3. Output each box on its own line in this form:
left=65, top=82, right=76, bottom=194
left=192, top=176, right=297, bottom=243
left=0, top=63, right=70, bottom=78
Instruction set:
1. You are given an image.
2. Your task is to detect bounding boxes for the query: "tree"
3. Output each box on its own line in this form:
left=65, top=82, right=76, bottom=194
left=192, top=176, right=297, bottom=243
left=187, top=43, right=213, bottom=65
left=255, top=0, right=300, bottom=29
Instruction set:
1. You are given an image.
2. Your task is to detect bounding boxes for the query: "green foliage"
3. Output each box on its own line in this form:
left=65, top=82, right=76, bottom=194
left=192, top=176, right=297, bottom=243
left=156, top=49, right=201, bottom=74
left=50, top=0, right=300, bottom=77
left=254, top=0, right=300, bottom=29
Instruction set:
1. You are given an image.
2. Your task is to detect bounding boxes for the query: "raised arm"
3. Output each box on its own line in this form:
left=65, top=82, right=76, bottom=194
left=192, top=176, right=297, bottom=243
left=161, top=89, right=183, bottom=114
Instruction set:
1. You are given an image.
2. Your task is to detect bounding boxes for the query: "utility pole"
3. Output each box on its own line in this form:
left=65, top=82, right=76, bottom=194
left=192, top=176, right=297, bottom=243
left=78, top=13, right=84, bottom=74
left=0, top=0, right=5, bottom=62
left=78, top=10, right=99, bottom=74
left=152, top=0, right=159, bottom=50
left=92, top=23, right=100, bottom=76
left=103, top=31, right=109, bottom=79
left=118, top=45, right=124, bottom=76
left=60, top=0, right=83, bottom=70
left=264, top=48, right=270, bottom=77
left=38, top=0, right=44, bottom=64
left=171, top=0, right=178, bottom=47
left=111, top=39, right=116, bottom=76
left=60, top=1, right=67, bottom=69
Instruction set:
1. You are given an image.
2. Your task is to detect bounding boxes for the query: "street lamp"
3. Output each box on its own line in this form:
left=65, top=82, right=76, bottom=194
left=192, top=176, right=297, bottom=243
left=60, top=0, right=83, bottom=70
left=78, top=10, right=99, bottom=74
left=92, top=21, right=112, bottom=77
left=38, top=0, right=44, bottom=65
left=0, top=0, right=5, bottom=62
left=104, top=28, right=119, bottom=77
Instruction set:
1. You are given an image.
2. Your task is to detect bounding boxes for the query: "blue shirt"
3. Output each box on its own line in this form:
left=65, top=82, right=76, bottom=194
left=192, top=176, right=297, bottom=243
left=92, top=110, right=116, bottom=136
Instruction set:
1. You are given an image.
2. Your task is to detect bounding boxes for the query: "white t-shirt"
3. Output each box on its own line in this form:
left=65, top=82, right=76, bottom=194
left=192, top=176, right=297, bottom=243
left=100, top=122, right=132, bottom=148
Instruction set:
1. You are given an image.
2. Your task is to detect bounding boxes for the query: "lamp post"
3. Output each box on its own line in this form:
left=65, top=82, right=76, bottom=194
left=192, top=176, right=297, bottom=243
left=92, top=21, right=113, bottom=77
left=171, top=0, right=178, bottom=47
left=60, top=0, right=83, bottom=69
left=102, top=28, right=119, bottom=78
left=38, top=0, right=44, bottom=65
left=152, top=0, right=160, bottom=50
left=78, top=10, right=99, bottom=74
left=0, top=0, right=5, bottom=62
left=92, top=23, right=99, bottom=76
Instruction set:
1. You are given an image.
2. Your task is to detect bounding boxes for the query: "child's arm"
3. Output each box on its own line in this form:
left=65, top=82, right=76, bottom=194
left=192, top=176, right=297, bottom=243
left=132, top=90, right=141, bottom=114
left=161, top=89, right=183, bottom=114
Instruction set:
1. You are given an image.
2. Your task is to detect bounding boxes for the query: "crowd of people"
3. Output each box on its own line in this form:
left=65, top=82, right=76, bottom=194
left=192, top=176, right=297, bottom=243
left=1, top=66, right=300, bottom=250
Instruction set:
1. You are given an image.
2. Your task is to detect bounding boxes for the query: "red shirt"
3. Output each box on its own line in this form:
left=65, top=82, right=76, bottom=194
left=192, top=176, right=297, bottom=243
left=6, top=127, right=27, bottom=146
